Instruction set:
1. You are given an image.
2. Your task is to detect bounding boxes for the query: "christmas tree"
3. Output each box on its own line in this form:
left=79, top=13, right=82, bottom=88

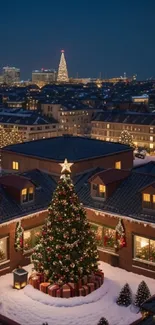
left=134, top=281, right=151, bottom=307
left=116, top=283, right=132, bottom=307
left=57, top=50, right=69, bottom=82
left=119, top=130, right=134, bottom=148
left=97, top=317, right=109, bottom=325
left=32, top=159, right=99, bottom=285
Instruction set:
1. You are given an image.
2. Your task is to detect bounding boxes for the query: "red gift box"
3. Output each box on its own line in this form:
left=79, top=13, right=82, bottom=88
left=88, top=274, right=95, bottom=283
left=94, top=280, right=99, bottom=289
left=78, top=287, right=85, bottom=296
left=62, top=288, right=72, bottom=298
left=37, top=272, right=45, bottom=283
left=40, top=282, right=51, bottom=294
left=56, top=288, right=63, bottom=297
left=95, top=275, right=102, bottom=286
left=62, top=283, right=75, bottom=297
left=31, top=276, right=40, bottom=289
left=48, top=284, right=59, bottom=297
left=82, top=275, right=88, bottom=285
left=95, top=271, right=104, bottom=284
left=82, top=285, right=89, bottom=296
left=87, top=282, right=95, bottom=293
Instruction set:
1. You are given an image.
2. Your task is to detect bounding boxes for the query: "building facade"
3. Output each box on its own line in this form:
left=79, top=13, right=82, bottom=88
left=0, top=108, right=58, bottom=142
left=32, top=69, right=57, bottom=87
left=1, top=136, right=133, bottom=174
left=0, top=161, right=155, bottom=279
left=91, top=111, right=155, bottom=152
left=3, top=67, right=20, bottom=84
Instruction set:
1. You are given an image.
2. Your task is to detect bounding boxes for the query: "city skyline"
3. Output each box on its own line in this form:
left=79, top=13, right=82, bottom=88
left=0, top=0, right=155, bottom=80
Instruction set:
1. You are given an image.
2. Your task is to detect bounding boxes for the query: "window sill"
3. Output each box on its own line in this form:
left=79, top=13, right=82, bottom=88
left=0, top=259, right=10, bottom=266
left=98, top=247, right=118, bottom=256
left=133, top=258, right=155, bottom=266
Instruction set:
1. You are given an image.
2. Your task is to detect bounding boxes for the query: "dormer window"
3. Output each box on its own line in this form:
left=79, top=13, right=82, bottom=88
left=21, top=187, right=34, bottom=203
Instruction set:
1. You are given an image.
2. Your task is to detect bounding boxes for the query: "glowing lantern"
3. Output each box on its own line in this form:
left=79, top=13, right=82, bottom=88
left=13, top=267, right=28, bottom=289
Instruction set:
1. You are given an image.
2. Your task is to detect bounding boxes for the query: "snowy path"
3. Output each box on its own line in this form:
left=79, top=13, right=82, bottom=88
left=0, top=262, right=155, bottom=325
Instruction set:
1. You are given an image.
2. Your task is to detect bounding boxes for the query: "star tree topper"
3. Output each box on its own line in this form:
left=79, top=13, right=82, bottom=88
left=59, top=158, right=73, bottom=174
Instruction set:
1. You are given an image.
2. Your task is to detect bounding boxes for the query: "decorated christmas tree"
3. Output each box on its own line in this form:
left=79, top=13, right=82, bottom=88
left=97, top=317, right=109, bottom=325
left=119, top=130, right=134, bottom=148
left=116, top=283, right=132, bottom=307
left=32, top=159, right=99, bottom=285
left=14, top=221, right=24, bottom=252
left=134, top=281, right=151, bottom=307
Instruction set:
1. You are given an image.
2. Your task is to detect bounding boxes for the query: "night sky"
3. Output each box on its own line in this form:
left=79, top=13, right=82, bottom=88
left=1, top=0, right=155, bottom=80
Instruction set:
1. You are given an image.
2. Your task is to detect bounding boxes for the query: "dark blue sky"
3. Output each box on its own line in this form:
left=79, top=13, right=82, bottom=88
left=0, top=0, right=155, bottom=80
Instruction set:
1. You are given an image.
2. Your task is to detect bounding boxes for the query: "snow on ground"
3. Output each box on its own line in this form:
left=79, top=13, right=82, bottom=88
left=0, top=262, right=155, bottom=325
left=134, top=155, right=155, bottom=167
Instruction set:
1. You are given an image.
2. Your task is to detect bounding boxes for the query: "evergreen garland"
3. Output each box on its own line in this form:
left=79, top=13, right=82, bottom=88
left=14, top=221, right=24, bottom=252
left=134, top=281, right=151, bottom=307
left=116, top=283, right=132, bottom=307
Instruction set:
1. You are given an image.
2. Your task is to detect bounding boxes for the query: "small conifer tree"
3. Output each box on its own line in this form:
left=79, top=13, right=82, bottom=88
left=116, top=283, right=132, bottom=307
left=97, top=317, right=109, bottom=325
left=134, top=281, right=151, bottom=307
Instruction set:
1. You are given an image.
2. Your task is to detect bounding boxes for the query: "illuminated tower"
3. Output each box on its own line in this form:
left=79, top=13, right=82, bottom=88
left=57, top=50, right=69, bottom=82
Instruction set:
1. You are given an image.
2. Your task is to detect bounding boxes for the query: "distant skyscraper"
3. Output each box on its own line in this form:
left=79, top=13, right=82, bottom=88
left=57, top=50, right=69, bottom=82
left=3, top=66, right=20, bottom=84
left=32, top=69, right=57, bottom=85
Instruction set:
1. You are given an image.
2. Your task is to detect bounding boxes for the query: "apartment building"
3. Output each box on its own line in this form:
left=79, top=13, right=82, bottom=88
left=41, top=101, right=97, bottom=136
left=91, top=111, right=155, bottom=152
left=0, top=108, right=58, bottom=142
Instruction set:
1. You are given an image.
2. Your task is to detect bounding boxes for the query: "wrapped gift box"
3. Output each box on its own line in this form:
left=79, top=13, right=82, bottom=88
left=94, top=280, right=100, bottom=290
left=88, top=274, right=95, bottom=283
left=87, top=282, right=95, bottom=293
left=78, top=287, right=85, bottom=296
left=37, top=272, right=45, bottom=283
left=48, top=284, right=59, bottom=297
left=40, top=282, right=51, bottom=294
left=82, top=275, right=88, bottom=285
left=31, top=276, right=40, bottom=290
left=82, top=285, right=89, bottom=296
left=95, top=271, right=104, bottom=284
left=62, top=283, right=75, bottom=297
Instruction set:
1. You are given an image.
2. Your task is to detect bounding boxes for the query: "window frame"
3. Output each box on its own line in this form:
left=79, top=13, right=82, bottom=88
left=90, top=222, right=116, bottom=252
left=0, top=236, right=9, bottom=265
left=133, top=234, right=155, bottom=265
left=12, top=161, right=19, bottom=170
left=21, top=187, right=34, bottom=204
left=23, top=225, right=42, bottom=253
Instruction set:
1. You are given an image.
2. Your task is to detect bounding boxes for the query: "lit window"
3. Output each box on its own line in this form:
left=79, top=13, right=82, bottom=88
left=153, top=195, right=155, bottom=203
left=21, top=188, right=28, bottom=203
left=24, top=226, right=42, bottom=252
left=0, top=237, right=8, bottom=263
left=99, top=185, right=106, bottom=193
left=134, top=235, right=155, bottom=263
left=103, top=227, right=116, bottom=251
left=107, top=124, right=110, bottom=129
left=150, top=136, right=153, bottom=141
left=150, top=143, right=154, bottom=149
left=29, top=187, right=34, bottom=201
left=143, top=194, right=150, bottom=202
left=12, top=161, right=19, bottom=170
left=90, top=223, right=103, bottom=247
left=99, top=184, right=106, bottom=198
left=21, top=187, right=34, bottom=203
left=115, top=161, right=121, bottom=169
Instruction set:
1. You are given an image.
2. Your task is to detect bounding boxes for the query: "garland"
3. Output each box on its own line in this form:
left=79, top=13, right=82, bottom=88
left=115, top=219, right=126, bottom=250
left=14, top=220, right=24, bottom=252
